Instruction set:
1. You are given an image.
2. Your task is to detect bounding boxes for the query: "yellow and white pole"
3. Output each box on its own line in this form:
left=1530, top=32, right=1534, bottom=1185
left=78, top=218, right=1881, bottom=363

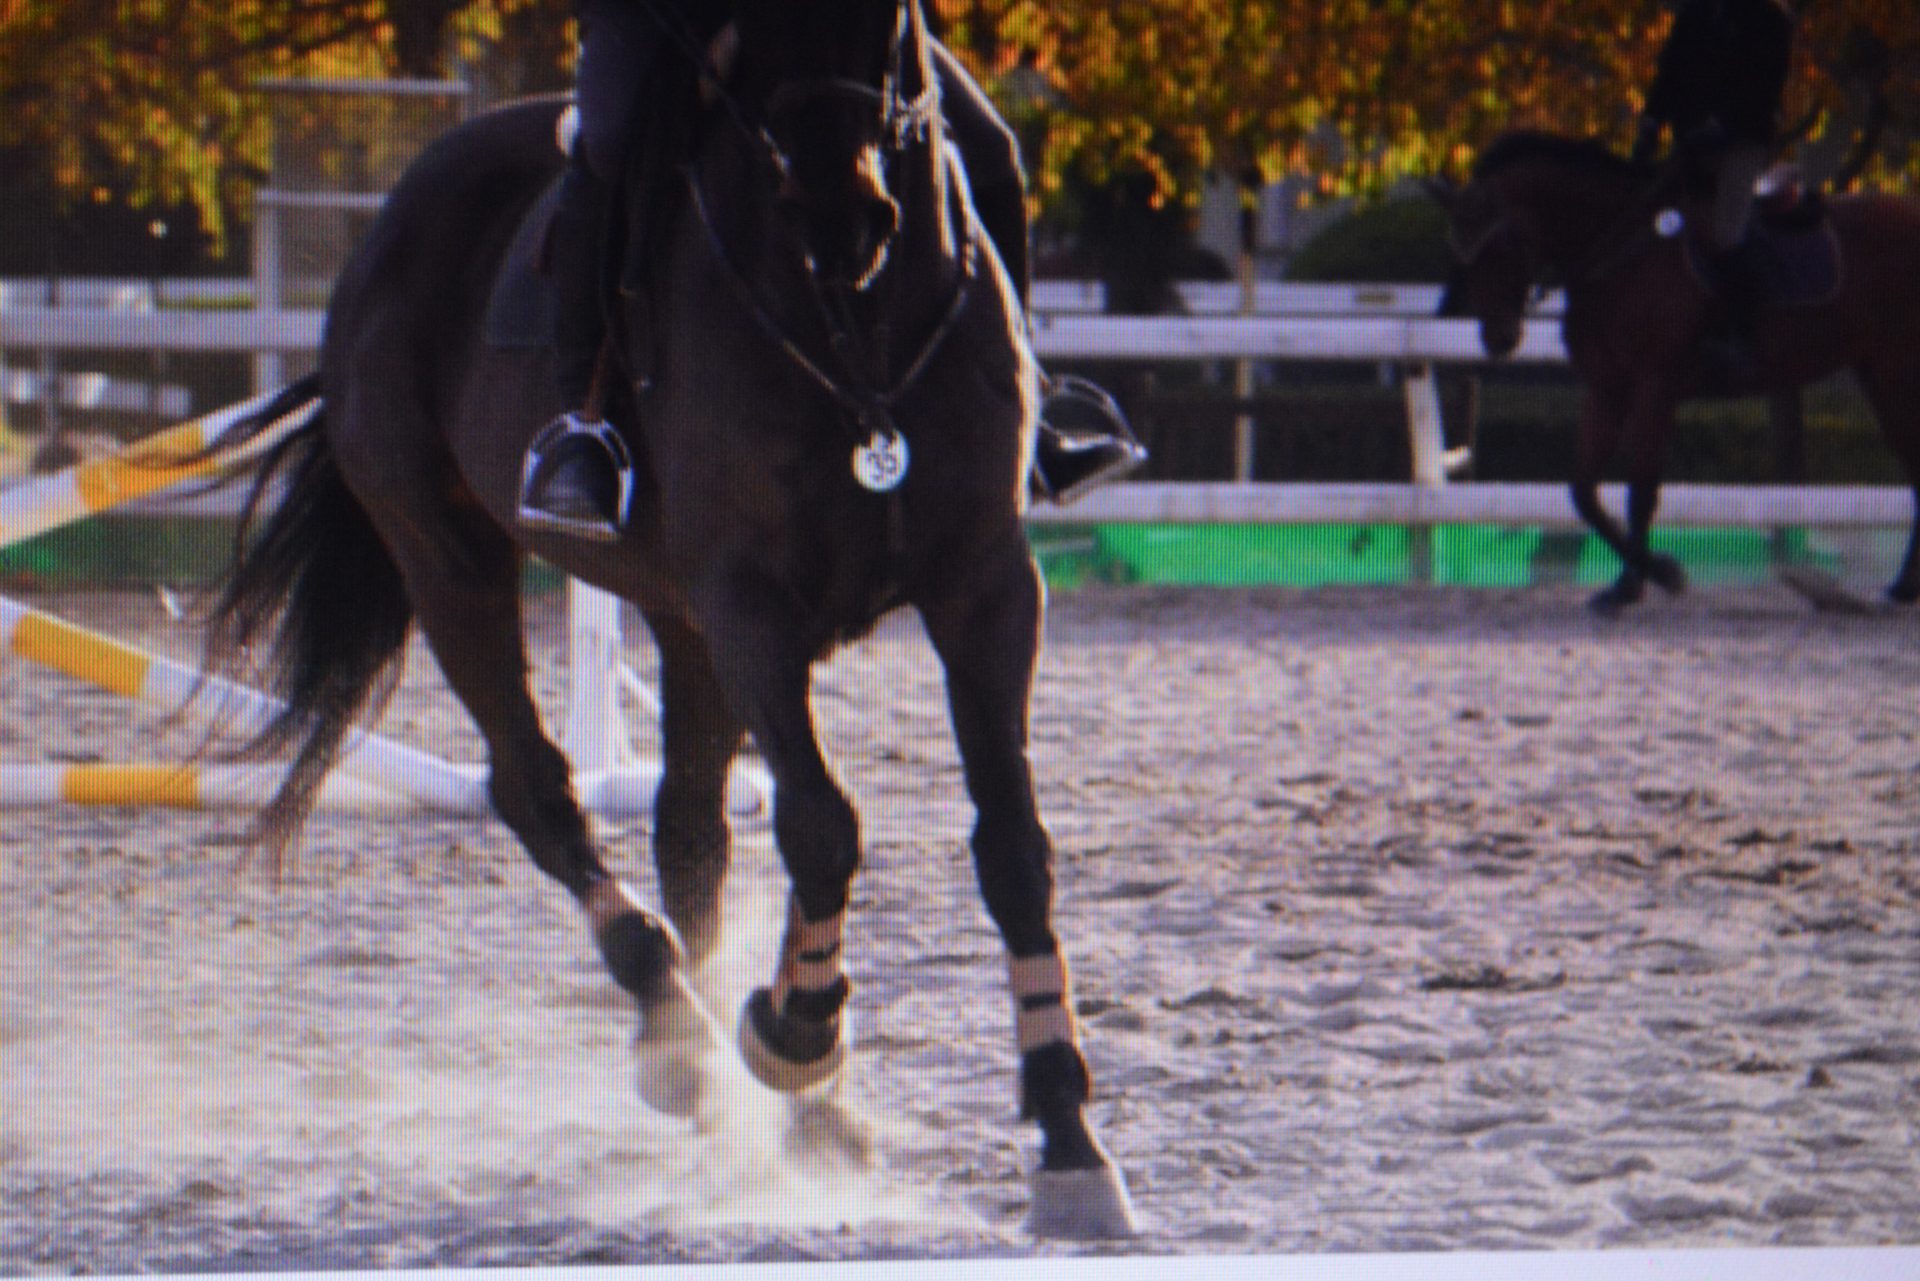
left=0, top=595, right=488, bottom=814
left=0, top=762, right=409, bottom=811
left=0, top=387, right=310, bottom=552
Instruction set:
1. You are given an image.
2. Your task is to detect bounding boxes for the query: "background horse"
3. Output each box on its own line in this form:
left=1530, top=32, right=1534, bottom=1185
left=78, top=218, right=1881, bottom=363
left=1431, top=130, right=1920, bottom=612
left=199, top=0, right=1131, bottom=1237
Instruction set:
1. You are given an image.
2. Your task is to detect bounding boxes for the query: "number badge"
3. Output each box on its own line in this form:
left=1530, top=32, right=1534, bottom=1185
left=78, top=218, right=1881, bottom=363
left=852, top=429, right=910, bottom=492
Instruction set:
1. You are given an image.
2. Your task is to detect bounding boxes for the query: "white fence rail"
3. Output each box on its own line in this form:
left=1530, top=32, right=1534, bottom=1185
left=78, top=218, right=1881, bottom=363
left=3, top=282, right=1907, bottom=533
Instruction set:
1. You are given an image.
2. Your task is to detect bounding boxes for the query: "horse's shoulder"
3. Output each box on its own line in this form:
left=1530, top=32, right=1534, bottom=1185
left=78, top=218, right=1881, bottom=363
left=395, top=95, right=571, bottom=197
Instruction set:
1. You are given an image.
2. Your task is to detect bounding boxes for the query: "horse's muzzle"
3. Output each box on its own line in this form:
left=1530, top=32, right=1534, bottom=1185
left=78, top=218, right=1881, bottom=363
left=780, top=176, right=899, bottom=291
left=1478, top=315, right=1523, bottom=360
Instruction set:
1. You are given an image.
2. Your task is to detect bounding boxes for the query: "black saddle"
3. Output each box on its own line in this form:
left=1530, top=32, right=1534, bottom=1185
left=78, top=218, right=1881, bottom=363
left=483, top=174, right=565, bottom=349
left=1682, top=179, right=1844, bottom=310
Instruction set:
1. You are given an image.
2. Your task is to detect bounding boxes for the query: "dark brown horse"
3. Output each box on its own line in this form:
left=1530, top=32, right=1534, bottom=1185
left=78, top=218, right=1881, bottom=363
left=199, top=0, right=1132, bottom=1237
left=1432, top=130, right=1920, bottom=612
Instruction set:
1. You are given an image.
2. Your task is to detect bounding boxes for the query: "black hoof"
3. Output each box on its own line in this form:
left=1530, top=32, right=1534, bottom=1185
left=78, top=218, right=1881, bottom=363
left=737, top=986, right=846, bottom=1092
left=1886, top=580, right=1919, bottom=606
left=1648, top=553, right=1688, bottom=595
left=1586, top=579, right=1642, bottom=615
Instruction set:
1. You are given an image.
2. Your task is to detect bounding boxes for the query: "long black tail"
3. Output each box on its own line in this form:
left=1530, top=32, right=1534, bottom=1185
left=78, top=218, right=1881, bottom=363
left=200, top=374, right=415, bottom=864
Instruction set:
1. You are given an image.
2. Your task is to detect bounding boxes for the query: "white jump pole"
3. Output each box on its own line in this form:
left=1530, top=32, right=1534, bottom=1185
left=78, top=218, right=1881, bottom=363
left=0, top=762, right=410, bottom=811
left=0, top=387, right=307, bottom=551
left=0, top=383, right=768, bottom=820
left=559, top=578, right=772, bottom=820
left=0, top=594, right=490, bottom=813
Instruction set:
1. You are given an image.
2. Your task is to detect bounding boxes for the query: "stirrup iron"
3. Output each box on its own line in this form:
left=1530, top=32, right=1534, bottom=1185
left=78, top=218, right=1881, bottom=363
left=517, top=413, right=637, bottom=541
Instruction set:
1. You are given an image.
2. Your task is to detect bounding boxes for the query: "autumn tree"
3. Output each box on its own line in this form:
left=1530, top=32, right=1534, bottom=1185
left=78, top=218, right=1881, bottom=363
left=0, top=0, right=572, bottom=260
left=935, top=0, right=1917, bottom=307
left=1, top=0, right=1913, bottom=273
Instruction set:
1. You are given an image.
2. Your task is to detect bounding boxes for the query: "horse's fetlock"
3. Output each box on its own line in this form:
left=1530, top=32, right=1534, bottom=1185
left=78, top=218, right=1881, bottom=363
left=596, top=911, right=683, bottom=1001
left=1019, top=1040, right=1091, bottom=1120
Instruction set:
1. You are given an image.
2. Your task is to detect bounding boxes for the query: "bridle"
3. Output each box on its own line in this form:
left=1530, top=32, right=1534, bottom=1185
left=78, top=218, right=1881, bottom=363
left=672, top=2, right=980, bottom=505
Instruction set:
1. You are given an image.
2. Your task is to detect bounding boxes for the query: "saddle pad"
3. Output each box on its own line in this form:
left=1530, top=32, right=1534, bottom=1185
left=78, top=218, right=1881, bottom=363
left=483, top=175, right=565, bottom=349
left=1686, top=218, right=1844, bottom=310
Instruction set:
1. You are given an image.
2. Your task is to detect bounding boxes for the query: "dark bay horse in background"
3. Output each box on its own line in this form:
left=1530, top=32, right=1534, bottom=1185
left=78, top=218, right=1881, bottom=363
left=199, top=0, right=1131, bottom=1237
left=1432, top=130, right=1920, bottom=612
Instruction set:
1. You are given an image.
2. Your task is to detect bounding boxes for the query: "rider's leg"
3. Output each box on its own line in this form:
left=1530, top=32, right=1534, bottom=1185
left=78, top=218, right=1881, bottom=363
left=1699, top=143, right=1769, bottom=381
left=517, top=0, right=656, bottom=541
left=931, top=41, right=1145, bottom=504
left=518, top=160, right=637, bottom=540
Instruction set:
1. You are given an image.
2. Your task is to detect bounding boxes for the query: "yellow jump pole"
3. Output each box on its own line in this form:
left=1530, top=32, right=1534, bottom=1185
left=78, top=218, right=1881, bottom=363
left=0, top=762, right=412, bottom=811
left=0, top=387, right=310, bottom=552
left=0, top=595, right=488, bottom=815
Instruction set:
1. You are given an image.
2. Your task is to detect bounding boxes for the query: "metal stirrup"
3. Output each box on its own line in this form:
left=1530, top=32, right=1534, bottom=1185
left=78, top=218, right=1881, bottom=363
left=518, top=414, right=637, bottom=530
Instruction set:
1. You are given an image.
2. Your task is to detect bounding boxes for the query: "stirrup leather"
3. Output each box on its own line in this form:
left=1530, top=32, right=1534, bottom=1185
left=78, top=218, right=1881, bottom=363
left=517, top=413, right=637, bottom=538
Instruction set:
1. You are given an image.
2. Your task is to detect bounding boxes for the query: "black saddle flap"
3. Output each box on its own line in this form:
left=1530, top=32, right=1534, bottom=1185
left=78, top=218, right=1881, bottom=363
left=483, top=175, right=565, bottom=349
left=1686, top=212, right=1843, bottom=310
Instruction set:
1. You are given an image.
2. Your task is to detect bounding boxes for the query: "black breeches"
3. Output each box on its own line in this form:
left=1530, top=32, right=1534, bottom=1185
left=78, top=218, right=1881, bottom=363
left=930, top=40, right=1031, bottom=305
left=574, top=0, right=666, bottom=180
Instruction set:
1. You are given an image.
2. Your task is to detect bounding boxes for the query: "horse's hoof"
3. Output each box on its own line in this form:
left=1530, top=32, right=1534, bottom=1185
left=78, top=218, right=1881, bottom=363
left=1886, top=581, right=1919, bottom=606
left=1027, top=1163, right=1138, bottom=1239
left=1778, top=565, right=1876, bottom=615
left=1648, top=554, right=1688, bottom=595
left=633, top=972, right=723, bottom=1118
left=634, top=1036, right=708, bottom=1118
left=1585, top=583, right=1636, bottom=615
left=737, top=987, right=846, bottom=1093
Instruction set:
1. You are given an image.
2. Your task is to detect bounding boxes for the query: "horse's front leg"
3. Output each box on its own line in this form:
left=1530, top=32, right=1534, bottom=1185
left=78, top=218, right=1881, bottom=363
left=1572, top=386, right=1683, bottom=613
left=696, top=576, right=858, bottom=1092
left=398, top=560, right=717, bottom=1116
left=919, top=540, right=1135, bottom=1240
left=1622, top=392, right=1688, bottom=599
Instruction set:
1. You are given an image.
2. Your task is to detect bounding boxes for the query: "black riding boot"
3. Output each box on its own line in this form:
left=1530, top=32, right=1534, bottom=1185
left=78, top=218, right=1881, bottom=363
left=517, top=169, right=634, bottom=541
left=1699, top=243, right=1765, bottom=384
left=965, top=163, right=1146, bottom=505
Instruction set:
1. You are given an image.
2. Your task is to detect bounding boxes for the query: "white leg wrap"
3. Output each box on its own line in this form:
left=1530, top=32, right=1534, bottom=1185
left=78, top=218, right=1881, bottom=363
left=1009, top=951, right=1079, bottom=1053
left=771, top=896, right=846, bottom=1006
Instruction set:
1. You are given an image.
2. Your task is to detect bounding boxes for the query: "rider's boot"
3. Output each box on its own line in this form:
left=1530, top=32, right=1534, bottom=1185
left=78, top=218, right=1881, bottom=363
left=1699, top=242, right=1765, bottom=384
left=964, top=162, right=1147, bottom=505
left=517, top=171, right=635, bottom=542
left=1030, top=375, right=1148, bottom=505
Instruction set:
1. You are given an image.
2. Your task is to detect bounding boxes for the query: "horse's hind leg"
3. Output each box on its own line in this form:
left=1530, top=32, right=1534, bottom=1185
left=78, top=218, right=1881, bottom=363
left=920, top=546, right=1134, bottom=1239
left=1852, top=365, right=1920, bottom=603
left=1887, top=489, right=1920, bottom=604
left=641, top=607, right=746, bottom=964
left=386, top=515, right=714, bottom=1105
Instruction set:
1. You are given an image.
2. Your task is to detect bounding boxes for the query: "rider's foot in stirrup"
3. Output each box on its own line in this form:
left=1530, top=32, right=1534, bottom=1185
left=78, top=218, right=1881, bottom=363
left=1030, top=374, right=1147, bottom=506
left=517, top=412, right=636, bottom=543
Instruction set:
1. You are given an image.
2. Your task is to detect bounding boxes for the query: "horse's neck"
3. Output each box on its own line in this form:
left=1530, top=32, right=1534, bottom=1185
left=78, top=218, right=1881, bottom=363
left=1509, top=166, right=1637, bottom=278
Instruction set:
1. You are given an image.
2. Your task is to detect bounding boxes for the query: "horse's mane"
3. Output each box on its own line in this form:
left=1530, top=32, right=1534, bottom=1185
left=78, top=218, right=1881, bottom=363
left=1473, top=130, right=1635, bottom=184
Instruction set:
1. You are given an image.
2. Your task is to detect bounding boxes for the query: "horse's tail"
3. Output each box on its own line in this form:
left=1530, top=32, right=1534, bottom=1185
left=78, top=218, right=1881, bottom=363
left=200, top=374, right=414, bottom=867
